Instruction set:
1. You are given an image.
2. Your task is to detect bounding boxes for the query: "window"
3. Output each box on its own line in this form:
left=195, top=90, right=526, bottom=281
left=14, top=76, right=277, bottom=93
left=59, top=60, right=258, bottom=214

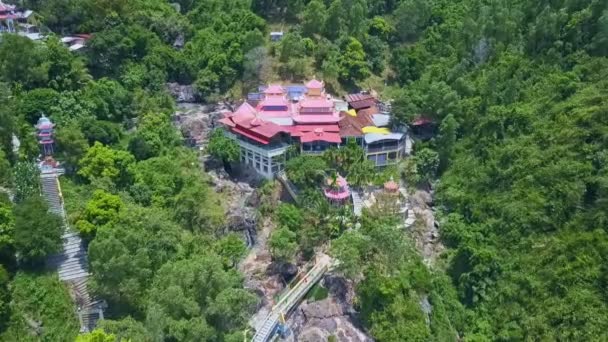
left=377, top=154, right=387, bottom=166
left=263, top=165, right=268, bottom=173
left=388, top=152, right=397, bottom=160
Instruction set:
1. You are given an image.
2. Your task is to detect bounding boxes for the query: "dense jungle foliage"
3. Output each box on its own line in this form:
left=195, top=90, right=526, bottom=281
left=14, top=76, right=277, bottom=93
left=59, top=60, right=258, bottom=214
left=0, top=0, right=606, bottom=341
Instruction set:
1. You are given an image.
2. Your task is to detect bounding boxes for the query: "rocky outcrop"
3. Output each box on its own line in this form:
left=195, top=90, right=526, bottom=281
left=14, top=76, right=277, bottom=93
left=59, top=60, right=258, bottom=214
left=173, top=103, right=229, bottom=149
left=166, top=83, right=198, bottom=103
left=283, top=272, right=371, bottom=342
left=409, top=189, right=444, bottom=266
left=288, top=298, right=372, bottom=342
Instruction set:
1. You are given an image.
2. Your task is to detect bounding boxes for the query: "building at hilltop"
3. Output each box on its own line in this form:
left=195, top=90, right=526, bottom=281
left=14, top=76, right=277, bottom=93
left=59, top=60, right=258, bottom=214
left=218, top=79, right=407, bottom=179
left=0, top=1, right=37, bottom=36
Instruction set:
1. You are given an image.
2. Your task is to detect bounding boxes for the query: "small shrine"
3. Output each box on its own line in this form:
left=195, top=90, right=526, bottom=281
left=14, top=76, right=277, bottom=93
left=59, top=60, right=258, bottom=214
left=324, top=174, right=351, bottom=205
left=383, top=177, right=399, bottom=194
left=36, top=115, right=55, bottom=156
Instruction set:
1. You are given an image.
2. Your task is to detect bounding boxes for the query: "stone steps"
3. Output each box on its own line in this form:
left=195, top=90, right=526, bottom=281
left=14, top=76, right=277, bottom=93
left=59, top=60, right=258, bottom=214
left=40, top=170, right=105, bottom=333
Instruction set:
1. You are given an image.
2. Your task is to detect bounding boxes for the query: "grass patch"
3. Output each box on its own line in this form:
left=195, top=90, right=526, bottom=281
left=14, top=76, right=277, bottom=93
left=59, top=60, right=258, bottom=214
left=305, top=283, right=329, bottom=302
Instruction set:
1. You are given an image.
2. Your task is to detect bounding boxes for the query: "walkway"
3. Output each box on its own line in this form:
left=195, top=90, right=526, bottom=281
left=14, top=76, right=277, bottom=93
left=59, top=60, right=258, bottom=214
left=352, top=191, right=363, bottom=217
left=252, top=254, right=332, bottom=342
left=41, top=169, right=106, bottom=332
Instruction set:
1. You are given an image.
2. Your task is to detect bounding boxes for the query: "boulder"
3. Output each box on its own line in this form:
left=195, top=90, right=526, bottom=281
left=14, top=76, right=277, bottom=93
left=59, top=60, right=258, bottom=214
left=302, top=299, right=343, bottom=320
left=166, top=83, right=198, bottom=103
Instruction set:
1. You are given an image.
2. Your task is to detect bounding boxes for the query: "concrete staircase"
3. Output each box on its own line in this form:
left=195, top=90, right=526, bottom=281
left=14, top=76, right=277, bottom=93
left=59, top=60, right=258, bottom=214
left=351, top=191, right=363, bottom=217
left=41, top=169, right=105, bottom=333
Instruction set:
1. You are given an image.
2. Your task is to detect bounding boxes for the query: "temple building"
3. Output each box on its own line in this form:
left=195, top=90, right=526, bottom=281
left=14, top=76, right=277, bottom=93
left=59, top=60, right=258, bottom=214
left=36, top=115, right=55, bottom=156
left=0, top=1, right=35, bottom=35
left=219, top=79, right=408, bottom=179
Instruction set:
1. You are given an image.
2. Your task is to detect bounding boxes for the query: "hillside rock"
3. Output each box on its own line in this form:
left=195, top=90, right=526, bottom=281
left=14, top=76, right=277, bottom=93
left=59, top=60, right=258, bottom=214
left=287, top=298, right=372, bottom=342
left=166, top=83, right=197, bottom=102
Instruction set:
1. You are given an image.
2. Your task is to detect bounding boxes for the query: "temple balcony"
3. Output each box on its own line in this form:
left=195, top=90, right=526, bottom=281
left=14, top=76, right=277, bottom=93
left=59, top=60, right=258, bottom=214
left=365, top=141, right=405, bottom=154
left=224, top=131, right=290, bottom=158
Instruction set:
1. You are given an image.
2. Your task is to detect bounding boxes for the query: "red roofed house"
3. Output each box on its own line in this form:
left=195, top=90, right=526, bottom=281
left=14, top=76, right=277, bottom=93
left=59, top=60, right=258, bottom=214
left=219, top=79, right=408, bottom=178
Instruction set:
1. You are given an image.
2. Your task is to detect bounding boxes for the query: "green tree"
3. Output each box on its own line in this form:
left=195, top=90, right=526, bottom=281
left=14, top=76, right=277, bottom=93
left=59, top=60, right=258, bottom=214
left=0, top=272, right=79, bottom=341
left=0, top=34, right=47, bottom=88
left=269, top=227, right=298, bottom=262
left=338, top=37, right=370, bottom=84
left=393, top=0, right=432, bottom=42
left=83, top=78, right=133, bottom=122
left=207, top=128, right=240, bottom=169
left=13, top=196, right=63, bottom=266
left=128, top=113, right=180, bottom=161
left=0, top=149, right=11, bottom=188
left=436, top=114, right=458, bottom=173
left=97, top=317, right=150, bottom=342
left=324, top=0, right=345, bottom=40
left=275, top=203, right=303, bottom=230
left=301, top=0, right=327, bottom=37
left=0, top=265, right=9, bottom=331
left=413, top=148, right=439, bottom=183
left=285, top=155, right=328, bottom=188
left=78, top=142, right=135, bottom=187
left=0, top=195, right=15, bottom=257
left=12, top=161, right=40, bottom=203
left=55, top=123, right=89, bottom=174
left=214, top=233, right=247, bottom=268
left=18, top=88, right=59, bottom=124
left=89, top=206, right=183, bottom=315
left=75, top=329, right=117, bottom=342
left=75, top=190, right=124, bottom=238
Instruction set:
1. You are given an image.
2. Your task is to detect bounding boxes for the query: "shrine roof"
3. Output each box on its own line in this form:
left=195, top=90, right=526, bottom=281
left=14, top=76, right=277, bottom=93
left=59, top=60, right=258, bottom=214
left=233, top=102, right=257, bottom=116
left=259, top=96, right=288, bottom=107
left=306, top=79, right=323, bottom=89
left=263, top=84, right=285, bottom=94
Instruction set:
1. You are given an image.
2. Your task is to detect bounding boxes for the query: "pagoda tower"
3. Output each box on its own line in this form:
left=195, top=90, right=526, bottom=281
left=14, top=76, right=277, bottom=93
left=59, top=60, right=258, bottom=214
left=36, top=115, right=55, bottom=156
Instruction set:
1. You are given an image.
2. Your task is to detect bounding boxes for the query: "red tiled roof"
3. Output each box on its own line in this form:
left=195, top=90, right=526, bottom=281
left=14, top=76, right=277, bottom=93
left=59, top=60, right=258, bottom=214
left=345, top=93, right=375, bottom=103
left=232, top=127, right=270, bottom=144
left=357, top=105, right=380, bottom=117
left=233, top=102, right=257, bottom=116
left=293, top=124, right=340, bottom=132
left=252, top=123, right=289, bottom=138
left=218, top=117, right=235, bottom=127
left=306, top=79, right=323, bottom=89
left=338, top=111, right=373, bottom=137
left=299, top=98, right=333, bottom=108
left=300, top=130, right=341, bottom=143
left=293, top=115, right=340, bottom=124
left=345, top=93, right=376, bottom=110
left=75, top=34, right=92, bottom=40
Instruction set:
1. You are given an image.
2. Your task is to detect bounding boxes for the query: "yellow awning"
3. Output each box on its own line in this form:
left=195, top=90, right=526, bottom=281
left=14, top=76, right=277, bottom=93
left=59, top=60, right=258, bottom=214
left=346, top=109, right=357, bottom=117
left=362, top=126, right=391, bottom=134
